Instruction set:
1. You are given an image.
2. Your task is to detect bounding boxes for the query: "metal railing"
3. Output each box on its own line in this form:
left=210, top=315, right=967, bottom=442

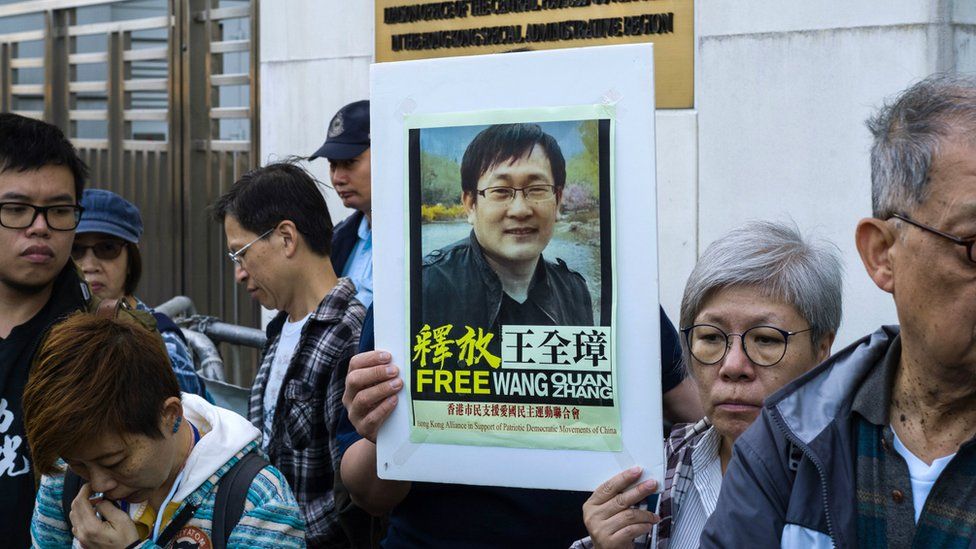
left=156, top=294, right=265, bottom=386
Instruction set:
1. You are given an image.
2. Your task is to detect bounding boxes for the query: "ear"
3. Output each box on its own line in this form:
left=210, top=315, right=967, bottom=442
left=814, top=332, right=835, bottom=364
left=160, top=396, right=184, bottom=433
left=855, top=217, right=896, bottom=294
left=462, top=191, right=477, bottom=225
left=277, top=221, right=300, bottom=258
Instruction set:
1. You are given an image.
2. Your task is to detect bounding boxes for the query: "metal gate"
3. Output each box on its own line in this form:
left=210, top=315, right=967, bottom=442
left=0, top=0, right=261, bottom=341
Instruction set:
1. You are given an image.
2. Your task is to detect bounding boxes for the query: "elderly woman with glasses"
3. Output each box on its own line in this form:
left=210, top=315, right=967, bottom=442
left=73, top=188, right=210, bottom=400
left=574, top=220, right=843, bottom=549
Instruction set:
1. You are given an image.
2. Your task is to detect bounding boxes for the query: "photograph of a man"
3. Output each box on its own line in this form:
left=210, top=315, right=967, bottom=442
left=417, top=122, right=608, bottom=341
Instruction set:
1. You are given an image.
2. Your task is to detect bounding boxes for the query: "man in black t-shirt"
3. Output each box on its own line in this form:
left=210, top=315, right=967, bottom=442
left=0, top=114, right=90, bottom=547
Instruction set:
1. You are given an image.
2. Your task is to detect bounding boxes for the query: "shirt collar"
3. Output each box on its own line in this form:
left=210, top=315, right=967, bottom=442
left=466, top=230, right=549, bottom=299
left=309, top=277, right=358, bottom=324
left=356, top=215, right=371, bottom=241
left=851, top=334, right=902, bottom=426
left=690, top=424, right=721, bottom=472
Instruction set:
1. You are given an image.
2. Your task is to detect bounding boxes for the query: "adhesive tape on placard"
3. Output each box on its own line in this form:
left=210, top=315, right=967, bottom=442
left=391, top=434, right=425, bottom=465
left=398, top=98, right=417, bottom=118
left=601, top=89, right=622, bottom=105
left=613, top=443, right=637, bottom=473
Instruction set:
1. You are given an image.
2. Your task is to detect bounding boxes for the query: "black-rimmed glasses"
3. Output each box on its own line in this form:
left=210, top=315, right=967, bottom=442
left=0, top=202, right=83, bottom=231
left=680, top=324, right=813, bottom=367
left=227, top=228, right=273, bottom=266
left=477, top=184, right=557, bottom=204
left=890, top=213, right=976, bottom=264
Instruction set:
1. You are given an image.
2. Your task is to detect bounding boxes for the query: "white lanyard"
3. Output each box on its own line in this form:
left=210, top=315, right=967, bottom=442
left=151, top=467, right=186, bottom=541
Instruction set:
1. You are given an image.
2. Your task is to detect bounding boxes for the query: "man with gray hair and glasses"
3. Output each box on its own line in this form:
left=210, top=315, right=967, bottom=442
left=702, top=74, right=976, bottom=548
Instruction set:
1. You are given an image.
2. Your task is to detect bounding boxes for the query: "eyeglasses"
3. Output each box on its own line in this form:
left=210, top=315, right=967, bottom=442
left=680, top=324, right=813, bottom=367
left=476, top=184, right=557, bottom=204
left=890, top=213, right=976, bottom=264
left=72, top=240, right=126, bottom=261
left=227, top=228, right=273, bottom=266
left=0, top=202, right=83, bottom=231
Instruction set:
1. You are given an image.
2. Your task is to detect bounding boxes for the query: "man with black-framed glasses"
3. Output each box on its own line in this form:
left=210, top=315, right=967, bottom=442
left=0, top=113, right=91, bottom=547
left=703, top=74, right=976, bottom=549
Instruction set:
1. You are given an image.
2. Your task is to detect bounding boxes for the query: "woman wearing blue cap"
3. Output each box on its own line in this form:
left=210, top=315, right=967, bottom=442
left=74, top=188, right=210, bottom=400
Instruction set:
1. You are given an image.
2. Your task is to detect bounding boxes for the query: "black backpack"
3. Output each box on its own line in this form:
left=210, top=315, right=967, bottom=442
left=61, top=452, right=269, bottom=549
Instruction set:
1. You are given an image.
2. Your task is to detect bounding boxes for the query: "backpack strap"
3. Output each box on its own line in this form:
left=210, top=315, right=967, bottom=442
left=61, top=469, right=83, bottom=530
left=212, top=452, right=270, bottom=549
left=154, top=502, right=200, bottom=546
left=151, top=311, right=188, bottom=346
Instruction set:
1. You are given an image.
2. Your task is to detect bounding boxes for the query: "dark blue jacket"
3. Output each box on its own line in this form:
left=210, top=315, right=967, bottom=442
left=331, top=210, right=373, bottom=352
left=700, top=326, right=902, bottom=549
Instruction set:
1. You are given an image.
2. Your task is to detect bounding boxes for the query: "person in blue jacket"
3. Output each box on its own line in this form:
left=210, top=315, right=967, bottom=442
left=311, top=99, right=374, bottom=353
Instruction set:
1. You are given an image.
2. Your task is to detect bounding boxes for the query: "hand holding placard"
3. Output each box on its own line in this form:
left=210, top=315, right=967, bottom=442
left=343, top=350, right=403, bottom=443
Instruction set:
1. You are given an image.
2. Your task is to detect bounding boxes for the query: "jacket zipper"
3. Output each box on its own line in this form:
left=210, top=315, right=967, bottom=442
left=769, top=410, right=837, bottom=548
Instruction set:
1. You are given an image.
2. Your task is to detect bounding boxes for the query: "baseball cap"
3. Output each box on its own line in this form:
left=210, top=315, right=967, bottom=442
left=309, top=100, right=370, bottom=161
left=77, top=189, right=143, bottom=244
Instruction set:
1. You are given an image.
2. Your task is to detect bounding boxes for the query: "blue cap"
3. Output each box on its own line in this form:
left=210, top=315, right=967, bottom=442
left=309, top=100, right=370, bottom=161
left=77, top=189, right=143, bottom=244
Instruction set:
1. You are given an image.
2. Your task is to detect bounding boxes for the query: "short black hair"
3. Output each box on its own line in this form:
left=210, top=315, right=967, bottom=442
left=460, top=123, right=566, bottom=195
left=211, top=161, right=333, bottom=256
left=0, top=113, right=88, bottom=201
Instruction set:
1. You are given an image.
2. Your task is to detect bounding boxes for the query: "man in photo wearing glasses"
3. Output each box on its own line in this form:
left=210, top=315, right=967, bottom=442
left=422, top=123, right=592, bottom=333
left=0, top=113, right=90, bottom=548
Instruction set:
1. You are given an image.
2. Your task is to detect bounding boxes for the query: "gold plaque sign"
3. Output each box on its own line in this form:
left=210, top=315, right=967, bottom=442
left=375, top=0, right=694, bottom=109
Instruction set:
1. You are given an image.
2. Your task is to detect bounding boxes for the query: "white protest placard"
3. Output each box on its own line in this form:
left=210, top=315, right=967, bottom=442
left=371, top=43, right=663, bottom=492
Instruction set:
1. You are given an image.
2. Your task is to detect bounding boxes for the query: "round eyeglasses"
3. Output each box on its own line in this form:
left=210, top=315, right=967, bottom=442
left=680, top=324, right=812, bottom=367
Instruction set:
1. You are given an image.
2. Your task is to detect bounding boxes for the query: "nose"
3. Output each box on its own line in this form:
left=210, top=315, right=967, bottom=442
left=331, top=166, right=348, bottom=185
left=76, top=249, right=100, bottom=272
left=87, top=467, right=118, bottom=493
left=718, top=335, right=757, bottom=381
left=234, top=263, right=248, bottom=284
left=25, top=209, right=51, bottom=237
left=506, top=191, right=533, bottom=217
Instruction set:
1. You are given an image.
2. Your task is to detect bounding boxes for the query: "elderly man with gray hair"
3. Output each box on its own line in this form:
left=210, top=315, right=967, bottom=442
left=701, top=74, right=976, bottom=548
left=576, top=220, right=842, bottom=549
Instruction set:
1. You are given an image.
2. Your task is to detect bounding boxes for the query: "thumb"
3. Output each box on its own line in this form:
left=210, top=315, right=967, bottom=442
left=95, top=500, right=129, bottom=523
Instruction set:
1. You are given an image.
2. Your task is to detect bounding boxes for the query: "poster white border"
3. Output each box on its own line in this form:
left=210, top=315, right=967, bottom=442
left=371, top=43, right=663, bottom=492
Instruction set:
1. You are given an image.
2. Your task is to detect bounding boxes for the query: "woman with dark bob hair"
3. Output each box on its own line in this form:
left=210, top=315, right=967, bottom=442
left=73, top=188, right=208, bottom=399
left=26, top=313, right=306, bottom=548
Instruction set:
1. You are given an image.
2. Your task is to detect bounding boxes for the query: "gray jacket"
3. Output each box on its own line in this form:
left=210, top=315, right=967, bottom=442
left=700, top=326, right=901, bottom=548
